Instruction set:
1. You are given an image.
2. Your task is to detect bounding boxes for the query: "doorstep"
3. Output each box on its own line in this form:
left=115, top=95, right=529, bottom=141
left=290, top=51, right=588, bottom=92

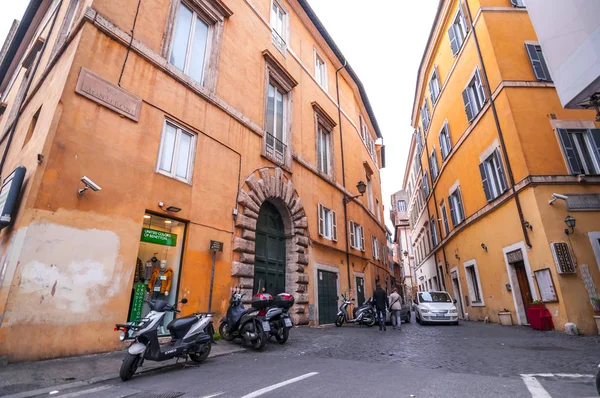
left=0, top=342, right=245, bottom=398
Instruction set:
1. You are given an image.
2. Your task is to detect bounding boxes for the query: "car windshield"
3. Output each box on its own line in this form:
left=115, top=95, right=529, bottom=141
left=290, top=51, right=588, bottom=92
left=419, top=292, right=451, bottom=303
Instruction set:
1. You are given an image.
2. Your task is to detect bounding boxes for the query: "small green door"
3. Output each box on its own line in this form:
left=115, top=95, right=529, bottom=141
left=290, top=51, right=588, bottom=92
left=355, top=276, right=365, bottom=306
left=318, top=270, right=338, bottom=324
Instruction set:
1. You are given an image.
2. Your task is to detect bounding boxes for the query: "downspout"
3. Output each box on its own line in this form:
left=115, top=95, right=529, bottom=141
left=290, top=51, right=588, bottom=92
left=336, top=60, right=352, bottom=292
left=0, top=0, right=63, bottom=177
left=460, top=0, right=532, bottom=248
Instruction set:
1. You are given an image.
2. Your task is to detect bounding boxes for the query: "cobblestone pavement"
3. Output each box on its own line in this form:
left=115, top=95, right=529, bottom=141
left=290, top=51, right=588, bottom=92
left=270, top=318, right=600, bottom=378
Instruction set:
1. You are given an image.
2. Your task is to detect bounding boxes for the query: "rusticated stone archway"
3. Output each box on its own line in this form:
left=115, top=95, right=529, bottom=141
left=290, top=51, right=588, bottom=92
left=232, top=167, right=310, bottom=325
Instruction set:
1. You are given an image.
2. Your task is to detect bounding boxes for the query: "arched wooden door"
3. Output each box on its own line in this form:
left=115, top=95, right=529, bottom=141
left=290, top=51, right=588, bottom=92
left=254, top=201, right=286, bottom=295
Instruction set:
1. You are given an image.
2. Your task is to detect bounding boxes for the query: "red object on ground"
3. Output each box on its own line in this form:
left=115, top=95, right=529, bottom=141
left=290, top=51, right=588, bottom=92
left=527, top=305, right=554, bottom=331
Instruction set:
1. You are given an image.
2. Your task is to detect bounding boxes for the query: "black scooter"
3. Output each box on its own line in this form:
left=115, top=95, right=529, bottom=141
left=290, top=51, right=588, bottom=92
left=263, top=293, right=295, bottom=344
left=114, top=298, right=214, bottom=381
left=218, top=289, right=268, bottom=350
left=335, top=295, right=377, bottom=327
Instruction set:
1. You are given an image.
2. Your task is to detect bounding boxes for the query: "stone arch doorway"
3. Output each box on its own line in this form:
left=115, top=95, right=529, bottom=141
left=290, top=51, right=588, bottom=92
left=232, top=167, right=309, bottom=325
left=254, top=201, right=286, bottom=295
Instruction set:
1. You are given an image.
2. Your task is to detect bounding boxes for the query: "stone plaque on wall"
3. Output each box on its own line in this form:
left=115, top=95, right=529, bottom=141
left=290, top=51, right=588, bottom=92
left=566, top=194, right=600, bottom=211
left=75, top=67, right=141, bottom=121
left=506, top=249, right=523, bottom=264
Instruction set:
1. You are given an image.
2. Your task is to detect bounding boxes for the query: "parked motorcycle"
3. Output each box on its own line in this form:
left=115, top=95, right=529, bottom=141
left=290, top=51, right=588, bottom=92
left=335, top=294, right=377, bottom=327
left=260, top=293, right=295, bottom=344
left=218, top=288, right=269, bottom=350
left=114, top=298, right=214, bottom=381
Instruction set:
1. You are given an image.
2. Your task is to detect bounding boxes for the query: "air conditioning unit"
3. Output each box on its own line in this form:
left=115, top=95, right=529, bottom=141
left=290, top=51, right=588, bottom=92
left=550, top=242, right=576, bottom=274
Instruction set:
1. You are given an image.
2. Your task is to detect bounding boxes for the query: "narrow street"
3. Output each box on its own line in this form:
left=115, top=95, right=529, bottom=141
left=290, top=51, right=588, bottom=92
left=10, top=319, right=599, bottom=398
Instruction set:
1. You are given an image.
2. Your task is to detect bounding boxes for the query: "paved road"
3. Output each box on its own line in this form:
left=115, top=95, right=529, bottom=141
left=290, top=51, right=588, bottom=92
left=20, top=317, right=600, bottom=398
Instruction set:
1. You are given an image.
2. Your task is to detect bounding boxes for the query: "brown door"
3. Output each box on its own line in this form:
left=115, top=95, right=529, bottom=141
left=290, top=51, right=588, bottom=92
left=514, top=261, right=533, bottom=321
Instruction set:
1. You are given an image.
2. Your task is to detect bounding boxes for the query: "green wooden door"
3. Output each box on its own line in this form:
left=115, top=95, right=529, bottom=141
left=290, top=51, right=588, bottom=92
left=355, top=276, right=365, bottom=306
left=318, top=270, right=338, bottom=324
left=254, top=202, right=286, bottom=295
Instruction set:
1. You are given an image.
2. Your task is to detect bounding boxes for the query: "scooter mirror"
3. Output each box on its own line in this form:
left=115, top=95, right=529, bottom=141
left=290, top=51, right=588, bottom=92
left=181, top=298, right=188, bottom=304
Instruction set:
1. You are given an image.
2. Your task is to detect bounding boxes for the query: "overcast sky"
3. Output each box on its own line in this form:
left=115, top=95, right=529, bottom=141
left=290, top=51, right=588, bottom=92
left=0, top=1, right=439, bottom=231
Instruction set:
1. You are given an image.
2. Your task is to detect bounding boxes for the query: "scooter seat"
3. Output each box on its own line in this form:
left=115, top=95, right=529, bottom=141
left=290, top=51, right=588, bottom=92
left=167, top=315, right=197, bottom=339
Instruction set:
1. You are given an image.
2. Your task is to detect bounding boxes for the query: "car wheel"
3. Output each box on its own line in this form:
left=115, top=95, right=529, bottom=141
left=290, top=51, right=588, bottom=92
left=416, top=314, right=421, bottom=324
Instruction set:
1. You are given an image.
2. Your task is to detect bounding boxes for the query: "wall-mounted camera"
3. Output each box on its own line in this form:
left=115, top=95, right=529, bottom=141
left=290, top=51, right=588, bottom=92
left=78, top=176, right=102, bottom=196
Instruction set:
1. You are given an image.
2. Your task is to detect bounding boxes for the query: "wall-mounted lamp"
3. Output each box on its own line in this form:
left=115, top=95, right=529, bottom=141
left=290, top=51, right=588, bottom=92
left=564, top=215, right=576, bottom=235
left=158, top=202, right=182, bottom=212
left=77, top=176, right=102, bottom=196
left=343, top=181, right=367, bottom=204
left=481, top=243, right=488, bottom=252
left=523, top=221, right=533, bottom=231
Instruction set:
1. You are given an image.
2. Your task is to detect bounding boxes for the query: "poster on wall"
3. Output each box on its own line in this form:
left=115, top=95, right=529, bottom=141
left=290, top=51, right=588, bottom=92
left=129, top=282, right=146, bottom=322
left=0, top=166, right=26, bottom=230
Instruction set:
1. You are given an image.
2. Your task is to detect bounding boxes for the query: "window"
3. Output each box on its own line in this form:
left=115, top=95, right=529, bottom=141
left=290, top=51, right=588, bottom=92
left=557, top=129, right=600, bottom=175
left=318, top=204, right=337, bottom=241
left=315, top=51, right=327, bottom=89
left=157, top=120, right=197, bottom=183
left=271, top=0, right=287, bottom=53
left=397, top=200, right=407, bottom=212
left=349, top=221, right=365, bottom=251
left=416, top=128, right=423, bottom=155
left=421, top=100, right=431, bottom=131
left=440, top=201, right=450, bottom=236
left=462, top=68, right=486, bottom=122
left=449, top=187, right=465, bottom=227
left=525, top=44, right=551, bottom=81
left=448, top=6, right=468, bottom=56
left=360, top=116, right=377, bottom=164
left=464, top=261, right=483, bottom=305
left=430, top=218, right=438, bottom=246
left=372, top=236, right=380, bottom=260
left=23, top=106, right=41, bottom=148
left=439, top=122, right=452, bottom=160
left=366, top=176, right=374, bottom=213
left=169, top=2, right=210, bottom=83
left=317, top=125, right=331, bottom=175
left=265, top=82, right=287, bottom=163
left=534, top=269, right=558, bottom=302
left=429, top=149, right=439, bottom=181
left=429, top=67, right=441, bottom=105
left=479, top=148, right=508, bottom=202
left=50, top=0, right=81, bottom=60
left=511, top=0, right=526, bottom=8
left=422, top=172, right=430, bottom=197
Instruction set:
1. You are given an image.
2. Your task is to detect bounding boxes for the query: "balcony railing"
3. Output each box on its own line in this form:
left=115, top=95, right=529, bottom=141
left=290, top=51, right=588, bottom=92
left=266, top=132, right=286, bottom=164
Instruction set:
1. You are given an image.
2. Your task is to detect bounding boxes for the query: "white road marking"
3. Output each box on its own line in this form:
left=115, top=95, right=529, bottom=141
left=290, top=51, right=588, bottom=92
left=239, top=372, right=319, bottom=398
left=54, top=385, right=114, bottom=397
left=521, top=373, right=594, bottom=378
left=520, top=375, right=552, bottom=398
left=199, top=393, right=224, bottom=398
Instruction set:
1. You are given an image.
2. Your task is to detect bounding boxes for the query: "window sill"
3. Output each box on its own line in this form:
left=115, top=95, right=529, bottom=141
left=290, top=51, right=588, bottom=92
left=156, top=171, right=193, bottom=186
left=470, top=301, right=485, bottom=307
left=261, top=153, right=292, bottom=173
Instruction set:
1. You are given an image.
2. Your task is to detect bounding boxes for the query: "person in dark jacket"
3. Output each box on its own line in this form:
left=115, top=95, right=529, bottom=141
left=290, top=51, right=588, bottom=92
left=373, top=284, right=389, bottom=331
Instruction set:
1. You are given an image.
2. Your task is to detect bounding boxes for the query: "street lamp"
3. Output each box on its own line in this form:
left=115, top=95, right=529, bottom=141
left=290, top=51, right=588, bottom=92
left=343, top=181, right=367, bottom=204
left=564, top=215, right=576, bottom=235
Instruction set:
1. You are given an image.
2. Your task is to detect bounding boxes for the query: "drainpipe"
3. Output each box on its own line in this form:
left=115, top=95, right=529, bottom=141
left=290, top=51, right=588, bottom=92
left=335, top=60, right=352, bottom=292
left=0, top=1, right=62, bottom=177
left=460, top=0, right=532, bottom=248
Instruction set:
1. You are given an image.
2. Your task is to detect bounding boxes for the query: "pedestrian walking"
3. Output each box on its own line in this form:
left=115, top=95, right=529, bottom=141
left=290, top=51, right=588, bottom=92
left=373, top=284, right=388, bottom=331
left=388, top=288, right=402, bottom=330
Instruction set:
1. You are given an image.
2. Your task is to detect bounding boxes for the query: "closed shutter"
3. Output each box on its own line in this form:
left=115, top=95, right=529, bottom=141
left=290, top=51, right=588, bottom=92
left=429, top=79, right=436, bottom=104
left=475, top=69, right=486, bottom=104
left=416, top=129, right=423, bottom=154
left=449, top=195, right=457, bottom=227
left=589, top=129, right=600, bottom=167
left=332, top=210, right=337, bottom=241
left=318, top=204, right=324, bottom=236
left=525, top=44, right=550, bottom=81
left=372, top=236, right=376, bottom=259
left=317, top=129, right=323, bottom=172
left=479, top=162, right=492, bottom=202
left=349, top=221, right=355, bottom=248
left=557, top=129, right=582, bottom=174
left=455, top=188, right=464, bottom=223
left=360, top=226, right=365, bottom=251
left=448, top=25, right=459, bottom=55
left=493, top=149, right=508, bottom=192
left=462, top=87, right=474, bottom=121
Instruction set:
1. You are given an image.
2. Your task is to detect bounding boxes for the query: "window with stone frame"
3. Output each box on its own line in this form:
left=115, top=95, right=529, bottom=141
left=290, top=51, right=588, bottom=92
left=318, top=203, right=337, bottom=241
left=464, top=261, right=484, bottom=305
left=50, top=0, right=81, bottom=60
left=439, top=122, right=452, bottom=161
left=349, top=221, right=365, bottom=251
left=448, top=186, right=466, bottom=227
left=429, top=66, right=441, bottom=105
left=313, top=102, right=336, bottom=178
left=314, top=50, right=327, bottom=90
left=556, top=128, right=600, bottom=175
left=462, top=67, right=486, bottom=122
left=448, top=4, right=469, bottom=56
left=156, top=119, right=197, bottom=184
left=262, top=50, right=297, bottom=168
left=163, top=0, right=231, bottom=90
left=372, top=235, right=380, bottom=260
left=440, top=200, right=450, bottom=236
left=479, top=148, right=508, bottom=202
left=430, top=217, right=439, bottom=246
left=270, top=0, right=288, bottom=54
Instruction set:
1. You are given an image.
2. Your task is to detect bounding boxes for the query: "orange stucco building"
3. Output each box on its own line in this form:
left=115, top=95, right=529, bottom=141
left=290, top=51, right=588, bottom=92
left=406, top=0, right=600, bottom=333
left=0, top=0, right=390, bottom=362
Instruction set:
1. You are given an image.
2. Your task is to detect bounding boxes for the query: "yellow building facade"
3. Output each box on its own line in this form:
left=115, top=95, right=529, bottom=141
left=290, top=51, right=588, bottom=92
left=408, top=0, right=600, bottom=333
left=0, top=0, right=390, bottom=362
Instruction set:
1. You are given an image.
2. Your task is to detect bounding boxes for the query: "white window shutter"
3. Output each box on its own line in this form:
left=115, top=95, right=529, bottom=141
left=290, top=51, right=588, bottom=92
left=332, top=210, right=337, bottom=241
left=448, top=25, right=459, bottom=56
left=372, top=236, right=376, bottom=259
left=349, top=221, right=355, bottom=248
left=462, top=87, right=474, bottom=121
left=493, top=149, right=508, bottom=192
left=475, top=69, right=486, bottom=103
left=318, top=204, right=324, bottom=236
left=360, top=226, right=365, bottom=251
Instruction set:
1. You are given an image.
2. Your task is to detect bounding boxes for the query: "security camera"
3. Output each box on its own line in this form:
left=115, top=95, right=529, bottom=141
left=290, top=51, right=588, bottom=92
left=549, top=193, right=567, bottom=205
left=78, top=176, right=102, bottom=196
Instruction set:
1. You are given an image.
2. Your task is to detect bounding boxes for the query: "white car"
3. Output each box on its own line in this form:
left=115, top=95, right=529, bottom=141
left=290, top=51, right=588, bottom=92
left=414, top=291, right=459, bottom=325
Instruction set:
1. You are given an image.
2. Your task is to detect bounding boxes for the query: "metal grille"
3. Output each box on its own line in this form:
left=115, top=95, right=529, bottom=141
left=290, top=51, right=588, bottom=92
left=265, top=133, right=286, bottom=164
left=551, top=242, right=575, bottom=274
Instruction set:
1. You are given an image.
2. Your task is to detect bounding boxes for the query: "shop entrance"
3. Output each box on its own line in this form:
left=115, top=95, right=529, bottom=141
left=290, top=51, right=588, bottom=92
left=127, top=213, right=186, bottom=335
left=254, top=201, right=286, bottom=295
left=514, top=260, right=533, bottom=323
left=355, top=276, right=365, bottom=306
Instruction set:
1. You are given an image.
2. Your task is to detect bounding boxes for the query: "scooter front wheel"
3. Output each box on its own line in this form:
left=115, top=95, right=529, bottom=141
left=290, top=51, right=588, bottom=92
left=335, top=314, right=344, bottom=327
left=365, top=316, right=376, bottom=327
left=218, top=321, right=234, bottom=341
left=189, top=341, right=212, bottom=363
left=119, top=353, right=141, bottom=381
left=252, top=320, right=267, bottom=350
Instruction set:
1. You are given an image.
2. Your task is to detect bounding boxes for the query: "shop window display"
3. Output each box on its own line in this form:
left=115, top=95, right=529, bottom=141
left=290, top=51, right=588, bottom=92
left=128, top=213, right=185, bottom=335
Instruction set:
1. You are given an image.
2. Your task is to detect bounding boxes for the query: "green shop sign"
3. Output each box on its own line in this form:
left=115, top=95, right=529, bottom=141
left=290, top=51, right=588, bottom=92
left=141, top=228, right=177, bottom=246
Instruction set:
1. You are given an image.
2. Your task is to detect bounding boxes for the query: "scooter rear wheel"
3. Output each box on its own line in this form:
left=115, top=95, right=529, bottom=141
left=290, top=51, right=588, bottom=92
left=252, top=320, right=267, bottom=350
left=365, top=316, right=376, bottom=327
left=119, top=353, right=141, bottom=381
left=335, top=314, right=344, bottom=327
left=189, top=341, right=212, bottom=363
left=275, top=325, right=289, bottom=344
left=219, top=321, right=234, bottom=341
